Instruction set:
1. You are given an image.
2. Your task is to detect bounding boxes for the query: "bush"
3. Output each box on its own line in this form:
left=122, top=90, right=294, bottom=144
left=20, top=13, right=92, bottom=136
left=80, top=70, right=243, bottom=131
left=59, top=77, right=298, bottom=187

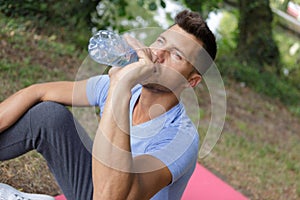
left=217, top=54, right=300, bottom=109
left=0, top=0, right=98, bottom=47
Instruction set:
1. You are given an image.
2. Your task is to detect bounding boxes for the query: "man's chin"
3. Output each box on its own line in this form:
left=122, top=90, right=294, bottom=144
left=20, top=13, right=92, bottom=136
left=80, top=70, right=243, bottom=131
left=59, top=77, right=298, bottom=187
left=142, top=83, right=173, bottom=93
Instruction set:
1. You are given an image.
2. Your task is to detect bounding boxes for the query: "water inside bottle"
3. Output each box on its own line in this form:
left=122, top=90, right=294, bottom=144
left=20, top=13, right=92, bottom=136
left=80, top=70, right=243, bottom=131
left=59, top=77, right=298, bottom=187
left=88, top=30, right=137, bottom=66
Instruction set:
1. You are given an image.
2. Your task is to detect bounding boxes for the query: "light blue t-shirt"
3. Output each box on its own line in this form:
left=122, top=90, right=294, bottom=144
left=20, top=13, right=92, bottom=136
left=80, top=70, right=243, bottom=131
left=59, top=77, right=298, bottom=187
left=86, top=75, right=199, bottom=200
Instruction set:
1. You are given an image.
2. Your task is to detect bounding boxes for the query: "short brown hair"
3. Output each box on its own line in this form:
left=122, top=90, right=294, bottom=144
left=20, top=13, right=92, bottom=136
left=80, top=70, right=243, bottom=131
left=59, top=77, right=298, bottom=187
left=175, top=10, right=217, bottom=73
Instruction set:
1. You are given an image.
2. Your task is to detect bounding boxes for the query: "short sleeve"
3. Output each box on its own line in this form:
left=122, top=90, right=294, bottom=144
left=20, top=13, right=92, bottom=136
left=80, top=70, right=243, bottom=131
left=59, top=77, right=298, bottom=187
left=86, top=75, right=110, bottom=107
left=145, top=126, right=199, bottom=184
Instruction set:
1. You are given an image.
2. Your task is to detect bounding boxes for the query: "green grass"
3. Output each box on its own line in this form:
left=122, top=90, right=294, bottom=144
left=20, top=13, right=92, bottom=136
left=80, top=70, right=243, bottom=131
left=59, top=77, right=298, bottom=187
left=0, top=60, right=65, bottom=88
left=203, top=129, right=300, bottom=199
left=0, top=12, right=85, bottom=100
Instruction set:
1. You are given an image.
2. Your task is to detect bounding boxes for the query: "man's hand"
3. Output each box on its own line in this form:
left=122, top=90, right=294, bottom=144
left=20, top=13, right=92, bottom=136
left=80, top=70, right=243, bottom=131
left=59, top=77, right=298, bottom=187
left=108, top=35, right=158, bottom=90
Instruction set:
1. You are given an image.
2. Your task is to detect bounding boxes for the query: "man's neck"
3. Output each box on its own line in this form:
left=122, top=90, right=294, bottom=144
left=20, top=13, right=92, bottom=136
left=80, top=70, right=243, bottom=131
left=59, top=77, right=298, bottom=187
left=132, top=87, right=180, bottom=126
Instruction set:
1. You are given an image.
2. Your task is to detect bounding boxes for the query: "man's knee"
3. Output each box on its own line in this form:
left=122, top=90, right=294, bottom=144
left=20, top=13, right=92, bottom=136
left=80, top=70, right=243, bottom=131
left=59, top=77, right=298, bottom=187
left=30, top=101, right=74, bottom=129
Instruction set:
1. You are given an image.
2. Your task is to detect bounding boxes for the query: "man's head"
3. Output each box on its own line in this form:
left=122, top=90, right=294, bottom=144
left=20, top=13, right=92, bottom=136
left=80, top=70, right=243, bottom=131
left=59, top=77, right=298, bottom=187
left=174, top=10, right=217, bottom=63
left=144, top=10, right=216, bottom=93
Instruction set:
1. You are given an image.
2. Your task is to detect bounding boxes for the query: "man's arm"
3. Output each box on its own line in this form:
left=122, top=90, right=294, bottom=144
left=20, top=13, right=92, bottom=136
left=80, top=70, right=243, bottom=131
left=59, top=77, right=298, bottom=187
left=92, top=70, right=172, bottom=199
left=92, top=36, right=172, bottom=199
left=0, top=80, right=89, bottom=132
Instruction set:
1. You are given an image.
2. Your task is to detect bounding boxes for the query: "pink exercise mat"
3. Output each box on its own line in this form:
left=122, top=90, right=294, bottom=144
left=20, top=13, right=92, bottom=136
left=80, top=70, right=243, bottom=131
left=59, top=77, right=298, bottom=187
left=181, top=163, right=248, bottom=200
left=55, top=195, right=65, bottom=200
left=55, top=164, right=248, bottom=200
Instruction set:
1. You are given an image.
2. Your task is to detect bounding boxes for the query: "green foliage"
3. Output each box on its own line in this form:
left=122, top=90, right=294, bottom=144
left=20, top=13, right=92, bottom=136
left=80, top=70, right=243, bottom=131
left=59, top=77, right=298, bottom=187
left=160, top=0, right=167, bottom=8
left=137, top=0, right=145, bottom=6
left=273, top=25, right=300, bottom=91
left=0, top=0, right=97, bottom=27
left=0, top=0, right=168, bottom=47
left=0, top=0, right=98, bottom=48
left=148, top=1, right=158, bottom=10
left=217, top=10, right=239, bottom=50
left=0, top=13, right=82, bottom=100
left=91, top=0, right=160, bottom=33
left=0, top=0, right=47, bottom=17
left=135, top=0, right=166, bottom=10
left=183, top=0, right=222, bottom=18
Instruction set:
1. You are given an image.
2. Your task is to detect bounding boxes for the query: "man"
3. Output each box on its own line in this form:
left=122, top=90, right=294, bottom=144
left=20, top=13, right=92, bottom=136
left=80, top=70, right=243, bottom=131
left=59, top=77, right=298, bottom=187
left=0, top=10, right=216, bottom=200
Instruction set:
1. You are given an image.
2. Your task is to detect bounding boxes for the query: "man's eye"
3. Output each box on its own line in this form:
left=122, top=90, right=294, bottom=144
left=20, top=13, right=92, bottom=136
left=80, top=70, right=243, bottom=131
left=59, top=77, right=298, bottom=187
left=171, top=51, right=182, bottom=60
left=156, top=38, right=164, bottom=45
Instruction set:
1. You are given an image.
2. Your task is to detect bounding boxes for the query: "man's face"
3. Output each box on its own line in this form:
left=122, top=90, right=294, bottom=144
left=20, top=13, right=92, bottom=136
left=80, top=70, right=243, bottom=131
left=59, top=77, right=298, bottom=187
left=143, top=25, right=203, bottom=93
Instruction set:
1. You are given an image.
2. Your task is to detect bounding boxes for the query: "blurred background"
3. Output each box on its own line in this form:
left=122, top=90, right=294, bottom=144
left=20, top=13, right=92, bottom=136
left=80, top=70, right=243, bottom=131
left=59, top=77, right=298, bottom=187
left=0, top=0, right=299, bottom=199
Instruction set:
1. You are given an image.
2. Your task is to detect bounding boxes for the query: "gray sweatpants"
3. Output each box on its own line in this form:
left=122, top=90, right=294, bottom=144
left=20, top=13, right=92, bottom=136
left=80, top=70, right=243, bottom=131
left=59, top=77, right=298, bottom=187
left=0, top=102, right=93, bottom=200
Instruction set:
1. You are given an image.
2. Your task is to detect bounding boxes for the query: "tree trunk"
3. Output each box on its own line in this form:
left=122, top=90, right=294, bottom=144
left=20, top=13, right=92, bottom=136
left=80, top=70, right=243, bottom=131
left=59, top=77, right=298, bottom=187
left=237, top=0, right=280, bottom=73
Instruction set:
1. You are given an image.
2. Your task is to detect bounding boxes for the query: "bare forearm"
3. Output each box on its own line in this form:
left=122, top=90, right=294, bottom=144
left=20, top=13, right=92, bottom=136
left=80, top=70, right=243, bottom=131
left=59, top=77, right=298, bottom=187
left=0, top=80, right=89, bottom=132
left=92, top=85, right=167, bottom=200
left=92, top=40, right=159, bottom=199
left=0, top=85, right=41, bottom=132
left=92, top=84, right=139, bottom=199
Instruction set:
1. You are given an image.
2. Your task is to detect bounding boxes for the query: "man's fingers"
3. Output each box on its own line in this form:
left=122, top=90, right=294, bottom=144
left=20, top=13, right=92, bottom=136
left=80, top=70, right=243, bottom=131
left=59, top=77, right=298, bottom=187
left=123, top=34, right=144, bottom=50
left=123, top=34, right=153, bottom=61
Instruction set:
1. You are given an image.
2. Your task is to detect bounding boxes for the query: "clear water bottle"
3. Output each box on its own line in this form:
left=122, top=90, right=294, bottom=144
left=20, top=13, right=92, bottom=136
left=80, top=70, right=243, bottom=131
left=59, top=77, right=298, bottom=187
left=88, top=30, right=138, bottom=67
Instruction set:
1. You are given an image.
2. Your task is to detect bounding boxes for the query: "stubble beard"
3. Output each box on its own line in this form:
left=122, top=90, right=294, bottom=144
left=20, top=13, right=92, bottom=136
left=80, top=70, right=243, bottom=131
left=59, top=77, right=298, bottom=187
left=142, top=83, right=173, bottom=94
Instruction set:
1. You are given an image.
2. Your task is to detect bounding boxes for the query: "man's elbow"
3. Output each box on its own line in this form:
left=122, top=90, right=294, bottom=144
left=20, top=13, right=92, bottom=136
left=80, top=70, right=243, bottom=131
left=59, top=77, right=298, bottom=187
left=0, top=123, right=11, bottom=133
left=0, top=113, right=3, bottom=131
left=0, top=114, right=10, bottom=133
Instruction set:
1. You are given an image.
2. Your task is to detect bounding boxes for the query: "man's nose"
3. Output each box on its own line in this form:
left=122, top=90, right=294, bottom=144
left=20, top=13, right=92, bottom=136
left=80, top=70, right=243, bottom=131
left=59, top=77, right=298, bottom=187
left=152, top=48, right=166, bottom=63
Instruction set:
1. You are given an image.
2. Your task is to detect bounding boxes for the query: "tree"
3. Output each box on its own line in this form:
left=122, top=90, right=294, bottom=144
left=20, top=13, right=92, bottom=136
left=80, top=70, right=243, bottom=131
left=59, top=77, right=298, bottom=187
left=237, top=0, right=280, bottom=73
left=183, top=0, right=222, bottom=18
left=91, top=0, right=159, bottom=32
left=183, top=0, right=281, bottom=74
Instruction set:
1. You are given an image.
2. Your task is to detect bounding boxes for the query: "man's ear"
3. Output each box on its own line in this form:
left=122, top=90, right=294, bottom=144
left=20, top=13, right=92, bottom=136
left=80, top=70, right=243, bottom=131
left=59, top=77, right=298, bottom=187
left=187, top=73, right=202, bottom=88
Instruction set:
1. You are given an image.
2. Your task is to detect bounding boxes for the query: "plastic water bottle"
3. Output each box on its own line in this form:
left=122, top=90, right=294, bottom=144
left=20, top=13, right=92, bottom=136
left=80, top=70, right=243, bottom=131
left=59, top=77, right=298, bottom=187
left=88, top=30, right=138, bottom=67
